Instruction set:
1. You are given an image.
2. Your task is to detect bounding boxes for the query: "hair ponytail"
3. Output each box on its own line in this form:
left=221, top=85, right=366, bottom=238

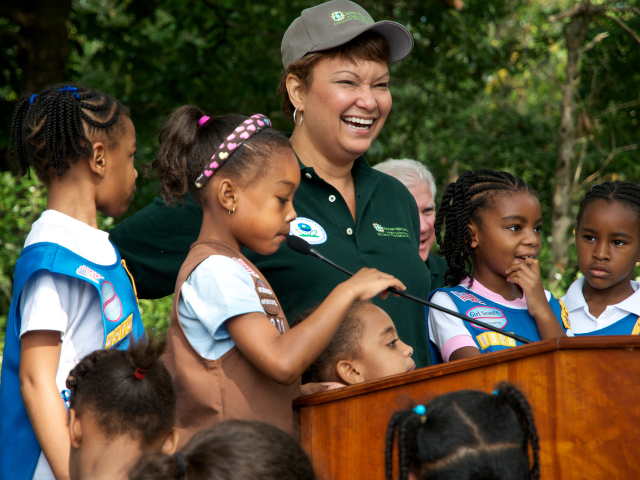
left=385, top=411, right=421, bottom=480
left=153, top=105, right=203, bottom=205
left=495, top=383, right=540, bottom=480
left=128, top=452, right=187, bottom=480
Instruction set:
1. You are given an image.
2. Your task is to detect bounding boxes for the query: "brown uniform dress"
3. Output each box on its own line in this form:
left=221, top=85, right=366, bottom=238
left=164, top=240, right=301, bottom=447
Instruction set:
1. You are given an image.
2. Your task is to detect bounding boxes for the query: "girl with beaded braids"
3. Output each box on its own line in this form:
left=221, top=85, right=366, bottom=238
left=426, top=169, right=569, bottom=363
left=385, top=383, right=540, bottom=480
left=67, top=336, right=178, bottom=480
left=561, top=181, right=640, bottom=335
left=0, top=84, right=144, bottom=480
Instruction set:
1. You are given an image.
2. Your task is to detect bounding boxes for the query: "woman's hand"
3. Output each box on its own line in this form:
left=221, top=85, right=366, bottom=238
left=506, top=258, right=565, bottom=339
left=342, top=268, right=405, bottom=301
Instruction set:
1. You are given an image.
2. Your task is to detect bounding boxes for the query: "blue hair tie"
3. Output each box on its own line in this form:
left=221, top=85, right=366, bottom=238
left=58, top=85, right=81, bottom=100
left=493, top=390, right=499, bottom=395
left=413, top=404, right=427, bottom=423
left=29, top=94, right=38, bottom=105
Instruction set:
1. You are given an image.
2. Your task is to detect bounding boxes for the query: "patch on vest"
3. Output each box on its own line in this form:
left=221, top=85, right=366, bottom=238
left=270, top=317, right=287, bottom=334
left=451, top=291, right=486, bottom=305
left=256, top=279, right=273, bottom=296
left=465, top=306, right=507, bottom=329
left=632, top=317, right=640, bottom=336
left=105, top=314, right=133, bottom=348
left=558, top=299, right=571, bottom=329
left=76, top=265, right=104, bottom=284
left=101, top=281, right=123, bottom=322
left=476, top=331, right=517, bottom=350
left=232, top=257, right=260, bottom=278
left=261, top=298, right=280, bottom=315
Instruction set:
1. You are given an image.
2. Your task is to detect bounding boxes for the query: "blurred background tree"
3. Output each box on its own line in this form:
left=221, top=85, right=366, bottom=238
left=1, top=0, right=638, bottom=351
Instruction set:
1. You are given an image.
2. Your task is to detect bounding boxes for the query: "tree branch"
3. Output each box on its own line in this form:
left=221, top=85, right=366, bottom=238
left=594, top=98, right=640, bottom=117
left=0, top=5, right=35, bottom=26
left=578, top=143, right=638, bottom=189
left=579, top=31, right=609, bottom=54
left=572, top=137, right=588, bottom=188
left=549, top=3, right=585, bottom=23
left=601, top=13, right=640, bottom=45
left=608, top=7, right=640, bottom=17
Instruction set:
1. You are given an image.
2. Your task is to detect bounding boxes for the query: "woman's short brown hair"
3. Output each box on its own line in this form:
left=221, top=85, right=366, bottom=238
left=276, top=31, right=391, bottom=120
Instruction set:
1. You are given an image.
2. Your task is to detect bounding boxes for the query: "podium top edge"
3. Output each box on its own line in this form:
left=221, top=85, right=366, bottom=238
left=293, top=335, right=640, bottom=408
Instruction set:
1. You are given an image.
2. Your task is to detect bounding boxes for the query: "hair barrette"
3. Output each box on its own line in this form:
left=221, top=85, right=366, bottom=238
left=58, top=85, right=81, bottom=100
left=198, top=115, right=210, bottom=127
left=29, top=94, right=38, bottom=105
left=413, top=404, right=427, bottom=423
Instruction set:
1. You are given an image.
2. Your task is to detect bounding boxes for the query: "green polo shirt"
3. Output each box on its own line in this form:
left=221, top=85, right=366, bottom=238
left=110, top=156, right=432, bottom=367
left=426, top=253, right=448, bottom=292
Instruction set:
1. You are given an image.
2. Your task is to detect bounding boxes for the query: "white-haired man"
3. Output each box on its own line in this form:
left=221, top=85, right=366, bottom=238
left=373, top=159, right=447, bottom=290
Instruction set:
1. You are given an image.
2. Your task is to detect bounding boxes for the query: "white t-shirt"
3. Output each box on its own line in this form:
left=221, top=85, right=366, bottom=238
left=561, top=277, right=640, bottom=334
left=178, top=255, right=266, bottom=360
left=20, top=210, right=116, bottom=480
left=428, top=278, right=555, bottom=362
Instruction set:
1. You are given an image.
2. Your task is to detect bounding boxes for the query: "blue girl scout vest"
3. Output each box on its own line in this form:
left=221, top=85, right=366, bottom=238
left=0, top=242, right=145, bottom=480
left=574, top=313, right=640, bottom=336
left=427, top=285, right=571, bottom=364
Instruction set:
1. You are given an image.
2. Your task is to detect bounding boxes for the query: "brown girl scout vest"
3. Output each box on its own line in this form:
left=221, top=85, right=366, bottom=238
left=164, top=240, right=300, bottom=447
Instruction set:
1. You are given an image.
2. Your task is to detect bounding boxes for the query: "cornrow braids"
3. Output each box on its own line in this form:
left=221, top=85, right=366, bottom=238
left=385, top=383, right=539, bottom=480
left=8, top=83, right=129, bottom=182
left=65, top=335, right=176, bottom=446
left=577, top=181, right=640, bottom=228
left=434, top=169, right=535, bottom=287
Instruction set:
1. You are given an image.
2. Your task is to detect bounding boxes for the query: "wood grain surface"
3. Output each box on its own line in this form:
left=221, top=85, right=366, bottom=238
left=294, top=336, right=640, bottom=480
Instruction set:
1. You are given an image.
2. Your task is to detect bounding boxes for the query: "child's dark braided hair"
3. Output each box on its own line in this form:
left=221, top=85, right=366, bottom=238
left=435, top=169, right=535, bottom=287
left=385, top=383, right=540, bottom=480
left=65, top=334, right=176, bottom=447
left=577, top=181, right=640, bottom=227
left=9, top=83, right=129, bottom=182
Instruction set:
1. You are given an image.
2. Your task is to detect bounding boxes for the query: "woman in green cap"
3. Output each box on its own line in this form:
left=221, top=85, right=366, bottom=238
left=111, top=0, right=433, bottom=369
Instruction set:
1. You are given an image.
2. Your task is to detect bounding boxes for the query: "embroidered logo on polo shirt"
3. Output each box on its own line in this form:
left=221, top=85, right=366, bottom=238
left=451, top=291, right=486, bottom=305
left=465, top=306, right=507, bottom=330
left=76, top=265, right=104, bottom=284
left=290, top=217, right=327, bottom=245
left=372, top=223, right=410, bottom=239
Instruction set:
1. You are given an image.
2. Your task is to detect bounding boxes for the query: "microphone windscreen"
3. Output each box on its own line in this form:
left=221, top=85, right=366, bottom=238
left=286, top=235, right=312, bottom=255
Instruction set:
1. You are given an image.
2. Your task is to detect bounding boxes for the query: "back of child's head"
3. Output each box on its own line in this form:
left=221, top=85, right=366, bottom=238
left=293, top=301, right=367, bottom=384
left=577, top=181, right=640, bottom=227
left=66, top=335, right=176, bottom=447
left=385, top=383, right=539, bottom=480
left=129, top=420, right=316, bottom=480
left=9, top=83, right=129, bottom=182
left=153, top=106, right=292, bottom=207
left=435, top=169, right=535, bottom=287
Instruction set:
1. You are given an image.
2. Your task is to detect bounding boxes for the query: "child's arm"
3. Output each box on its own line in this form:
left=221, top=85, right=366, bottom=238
left=227, top=268, right=405, bottom=385
left=20, top=331, right=71, bottom=480
left=506, top=258, right=566, bottom=339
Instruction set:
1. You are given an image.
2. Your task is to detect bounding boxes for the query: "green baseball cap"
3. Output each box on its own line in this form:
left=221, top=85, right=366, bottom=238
left=281, top=0, right=414, bottom=69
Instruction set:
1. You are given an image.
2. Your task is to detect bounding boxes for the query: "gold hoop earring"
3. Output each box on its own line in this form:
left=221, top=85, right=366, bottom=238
left=293, top=108, right=303, bottom=126
left=228, top=205, right=235, bottom=216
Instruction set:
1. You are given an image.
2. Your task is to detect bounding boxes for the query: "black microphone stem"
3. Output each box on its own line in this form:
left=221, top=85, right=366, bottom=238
left=309, top=248, right=532, bottom=345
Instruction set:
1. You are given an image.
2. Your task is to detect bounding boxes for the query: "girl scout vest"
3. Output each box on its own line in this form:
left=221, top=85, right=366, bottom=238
left=428, top=285, right=570, bottom=362
left=0, top=242, right=145, bottom=480
left=574, top=313, right=640, bottom=336
left=164, top=240, right=300, bottom=448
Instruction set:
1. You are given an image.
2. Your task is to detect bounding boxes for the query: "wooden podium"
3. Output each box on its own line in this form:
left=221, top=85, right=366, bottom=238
left=293, top=336, right=640, bottom=480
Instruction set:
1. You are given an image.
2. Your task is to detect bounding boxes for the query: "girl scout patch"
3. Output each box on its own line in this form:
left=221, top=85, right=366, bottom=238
left=290, top=217, right=327, bottom=245
left=465, top=306, right=508, bottom=330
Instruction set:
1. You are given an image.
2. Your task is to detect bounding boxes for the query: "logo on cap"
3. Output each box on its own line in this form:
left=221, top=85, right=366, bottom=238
left=331, top=11, right=344, bottom=22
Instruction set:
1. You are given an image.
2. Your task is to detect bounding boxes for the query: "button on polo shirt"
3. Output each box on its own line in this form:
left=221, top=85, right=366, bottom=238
left=246, top=156, right=432, bottom=367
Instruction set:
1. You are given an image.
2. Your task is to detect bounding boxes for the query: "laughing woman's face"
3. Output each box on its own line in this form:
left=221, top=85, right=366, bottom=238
left=298, top=56, right=392, bottom=164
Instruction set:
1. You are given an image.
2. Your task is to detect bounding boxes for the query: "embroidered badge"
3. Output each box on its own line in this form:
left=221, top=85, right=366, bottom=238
left=451, top=291, right=486, bottom=305
left=331, top=11, right=344, bottom=21
left=632, top=317, right=640, bottom=336
left=261, top=298, right=280, bottom=315
left=290, top=217, right=327, bottom=245
left=372, top=223, right=410, bottom=239
left=101, top=281, right=123, bottom=322
left=465, top=306, right=507, bottom=330
left=558, top=299, right=571, bottom=329
left=476, top=331, right=517, bottom=350
left=232, top=258, right=260, bottom=278
left=257, top=279, right=273, bottom=296
left=105, top=314, right=133, bottom=348
left=76, top=265, right=104, bottom=284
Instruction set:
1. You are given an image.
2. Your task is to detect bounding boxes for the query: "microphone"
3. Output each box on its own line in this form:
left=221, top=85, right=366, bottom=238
left=286, top=235, right=532, bottom=345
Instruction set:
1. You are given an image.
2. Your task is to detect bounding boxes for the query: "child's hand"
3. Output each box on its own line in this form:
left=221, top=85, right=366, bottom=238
left=505, top=258, right=548, bottom=317
left=342, top=268, right=406, bottom=301
left=298, top=382, right=345, bottom=397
